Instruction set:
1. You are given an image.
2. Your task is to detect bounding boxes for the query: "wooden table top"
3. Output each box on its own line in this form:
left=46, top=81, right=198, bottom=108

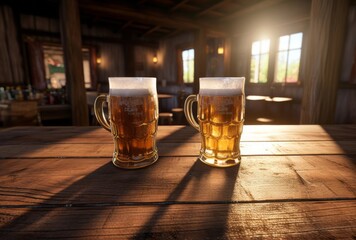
left=0, top=125, right=355, bottom=239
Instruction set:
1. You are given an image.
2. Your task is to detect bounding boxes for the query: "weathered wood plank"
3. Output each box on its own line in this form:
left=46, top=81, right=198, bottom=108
left=0, top=125, right=355, bottom=238
left=0, top=156, right=354, bottom=205
left=1, top=125, right=356, bottom=145
left=1, top=140, right=355, bottom=158
left=0, top=201, right=355, bottom=239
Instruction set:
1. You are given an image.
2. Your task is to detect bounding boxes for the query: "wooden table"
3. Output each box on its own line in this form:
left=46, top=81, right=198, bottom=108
left=0, top=125, right=355, bottom=238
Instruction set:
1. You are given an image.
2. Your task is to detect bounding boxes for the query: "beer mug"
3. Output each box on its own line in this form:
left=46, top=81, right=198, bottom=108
left=94, top=77, right=159, bottom=169
left=184, top=77, right=245, bottom=167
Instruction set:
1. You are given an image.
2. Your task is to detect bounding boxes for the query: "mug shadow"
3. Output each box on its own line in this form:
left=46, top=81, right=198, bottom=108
left=0, top=162, right=161, bottom=239
left=0, top=125, right=203, bottom=239
left=132, top=160, right=240, bottom=239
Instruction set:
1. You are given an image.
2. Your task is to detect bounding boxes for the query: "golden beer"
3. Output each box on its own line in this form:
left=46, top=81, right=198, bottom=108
left=94, top=77, right=159, bottom=169
left=198, top=93, right=244, bottom=164
left=109, top=93, right=158, bottom=165
left=184, top=77, right=245, bottom=167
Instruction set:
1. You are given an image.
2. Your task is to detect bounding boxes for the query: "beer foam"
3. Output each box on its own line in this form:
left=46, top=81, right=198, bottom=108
left=199, top=88, right=242, bottom=96
left=108, top=77, right=157, bottom=96
left=110, top=88, right=151, bottom=96
left=199, top=77, right=245, bottom=96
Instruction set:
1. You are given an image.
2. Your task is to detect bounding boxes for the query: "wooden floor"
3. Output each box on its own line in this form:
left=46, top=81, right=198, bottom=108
left=0, top=125, right=355, bottom=238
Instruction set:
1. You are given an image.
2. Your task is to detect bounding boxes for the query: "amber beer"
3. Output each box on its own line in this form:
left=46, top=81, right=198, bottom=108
left=184, top=77, right=245, bottom=167
left=109, top=90, right=158, bottom=164
left=94, top=77, right=159, bottom=169
left=198, top=90, right=244, bottom=165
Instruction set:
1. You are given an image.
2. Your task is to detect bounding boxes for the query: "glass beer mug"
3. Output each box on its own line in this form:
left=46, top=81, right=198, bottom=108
left=184, top=77, right=245, bottom=167
left=94, top=77, right=159, bottom=169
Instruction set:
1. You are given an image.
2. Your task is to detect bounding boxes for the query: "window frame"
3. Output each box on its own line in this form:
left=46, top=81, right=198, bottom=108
left=247, top=26, right=307, bottom=87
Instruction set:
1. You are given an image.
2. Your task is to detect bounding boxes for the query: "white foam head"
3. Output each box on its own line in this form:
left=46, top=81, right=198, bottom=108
left=108, top=77, right=157, bottom=96
left=199, top=77, right=245, bottom=96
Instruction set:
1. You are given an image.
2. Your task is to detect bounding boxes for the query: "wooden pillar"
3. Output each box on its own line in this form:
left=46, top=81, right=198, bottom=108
left=300, top=0, right=349, bottom=124
left=59, top=0, right=89, bottom=126
left=0, top=5, right=24, bottom=86
left=123, top=34, right=135, bottom=76
left=194, top=29, right=207, bottom=93
left=223, top=36, right=232, bottom=76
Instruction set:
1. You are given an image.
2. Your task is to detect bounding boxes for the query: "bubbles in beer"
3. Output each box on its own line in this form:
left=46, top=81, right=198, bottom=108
left=197, top=92, right=244, bottom=161
left=109, top=91, right=158, bottom=162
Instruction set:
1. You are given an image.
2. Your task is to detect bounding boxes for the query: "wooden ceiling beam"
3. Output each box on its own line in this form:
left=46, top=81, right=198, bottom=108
left=140, top=25, right=161, bottom=38
left=219, top=0, right=285, bottom=22
left=195, top=0, right=229, bottom=17
left=79, top=2, right=227, bottom=36
left=121, top=20, right=133, bottom=30
left=170, top=0, right=191, bottom=12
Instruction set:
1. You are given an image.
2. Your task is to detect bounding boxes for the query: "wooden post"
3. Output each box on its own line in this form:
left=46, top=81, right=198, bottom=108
left=300, top=0, right=350, bottom=124
left=194, top=29, right=206, bottom=93
left=223, top=36, right=232, bottom=76
left=123, top=34, right=135, bottom=76
left=59, top=0, right=89, bottom=126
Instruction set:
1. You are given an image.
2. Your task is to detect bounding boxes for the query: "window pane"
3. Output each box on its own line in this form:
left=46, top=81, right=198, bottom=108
left=274, top=32, right=303, bottom=84
left=279, top=35, right=289, bottom=51
left=182, top=50, right=188, bottom=60
left=286, top=49, right=301, bottom=83
left=261, top=39, right=270, bottom=54
left=182, top=49, right=194, bottom=83
left=189, top=49, right=194, bottom=59
left=252, top=41, right=260, bottom=55
left=274, top=51, right=288, bottom=83
left=290, top=33, right=303, bottom=49
left=259, top=53, right=269, bottom=83
left=250, top=55, right=259, bottom=83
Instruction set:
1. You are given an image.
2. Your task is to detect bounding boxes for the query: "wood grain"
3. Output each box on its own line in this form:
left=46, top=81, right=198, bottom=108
left=1, top=201, right=355, bottom=239
left=0, top=125, right=355, bottom=238
left=0, top=140, right=355, bottom=158
left=0, top=156, right=354, bottom=205
left=1, top=125, right=356, bottom=145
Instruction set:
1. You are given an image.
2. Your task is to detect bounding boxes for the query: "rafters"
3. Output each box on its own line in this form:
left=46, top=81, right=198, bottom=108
left=140, top=25, right=161, bottom=38
left=79, top=1, right=227, bottom=36
left=195, top=0, right=230, bottom=17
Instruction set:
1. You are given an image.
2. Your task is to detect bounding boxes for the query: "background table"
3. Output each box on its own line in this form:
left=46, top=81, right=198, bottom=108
left=0, top=125, right=355, bottom=238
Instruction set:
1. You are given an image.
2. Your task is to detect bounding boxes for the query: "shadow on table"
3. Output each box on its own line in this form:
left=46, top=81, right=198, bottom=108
left=322, top=125, right=356, bottom=158
left=0, top=126, right=107, bottom=159
left=0, top=126, right=242, bottom=239
left=132, top=160, right=240, bottom=239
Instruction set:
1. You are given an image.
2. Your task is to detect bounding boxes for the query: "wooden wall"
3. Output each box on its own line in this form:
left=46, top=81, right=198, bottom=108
left=1, top=1, right=355, bottom=124
left=16, top=13, right=158, bottom=93
left=158, top=32, right=195, bottom=85
left=0, top=6, right=25, bottom=86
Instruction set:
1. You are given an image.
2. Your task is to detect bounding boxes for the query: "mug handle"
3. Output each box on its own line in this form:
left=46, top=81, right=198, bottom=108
left=94, top=94, right=111, bottom=132
left=184, top=95, right=199, bottom=131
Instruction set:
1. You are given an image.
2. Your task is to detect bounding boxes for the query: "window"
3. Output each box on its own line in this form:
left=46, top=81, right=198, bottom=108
left=250, top=39, right=270, bottom=83
left=249, top=32, right=303, bottom=84
left=274, top=33, right=303, bottom=83
left=182, top=49, right=194, bottom=83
